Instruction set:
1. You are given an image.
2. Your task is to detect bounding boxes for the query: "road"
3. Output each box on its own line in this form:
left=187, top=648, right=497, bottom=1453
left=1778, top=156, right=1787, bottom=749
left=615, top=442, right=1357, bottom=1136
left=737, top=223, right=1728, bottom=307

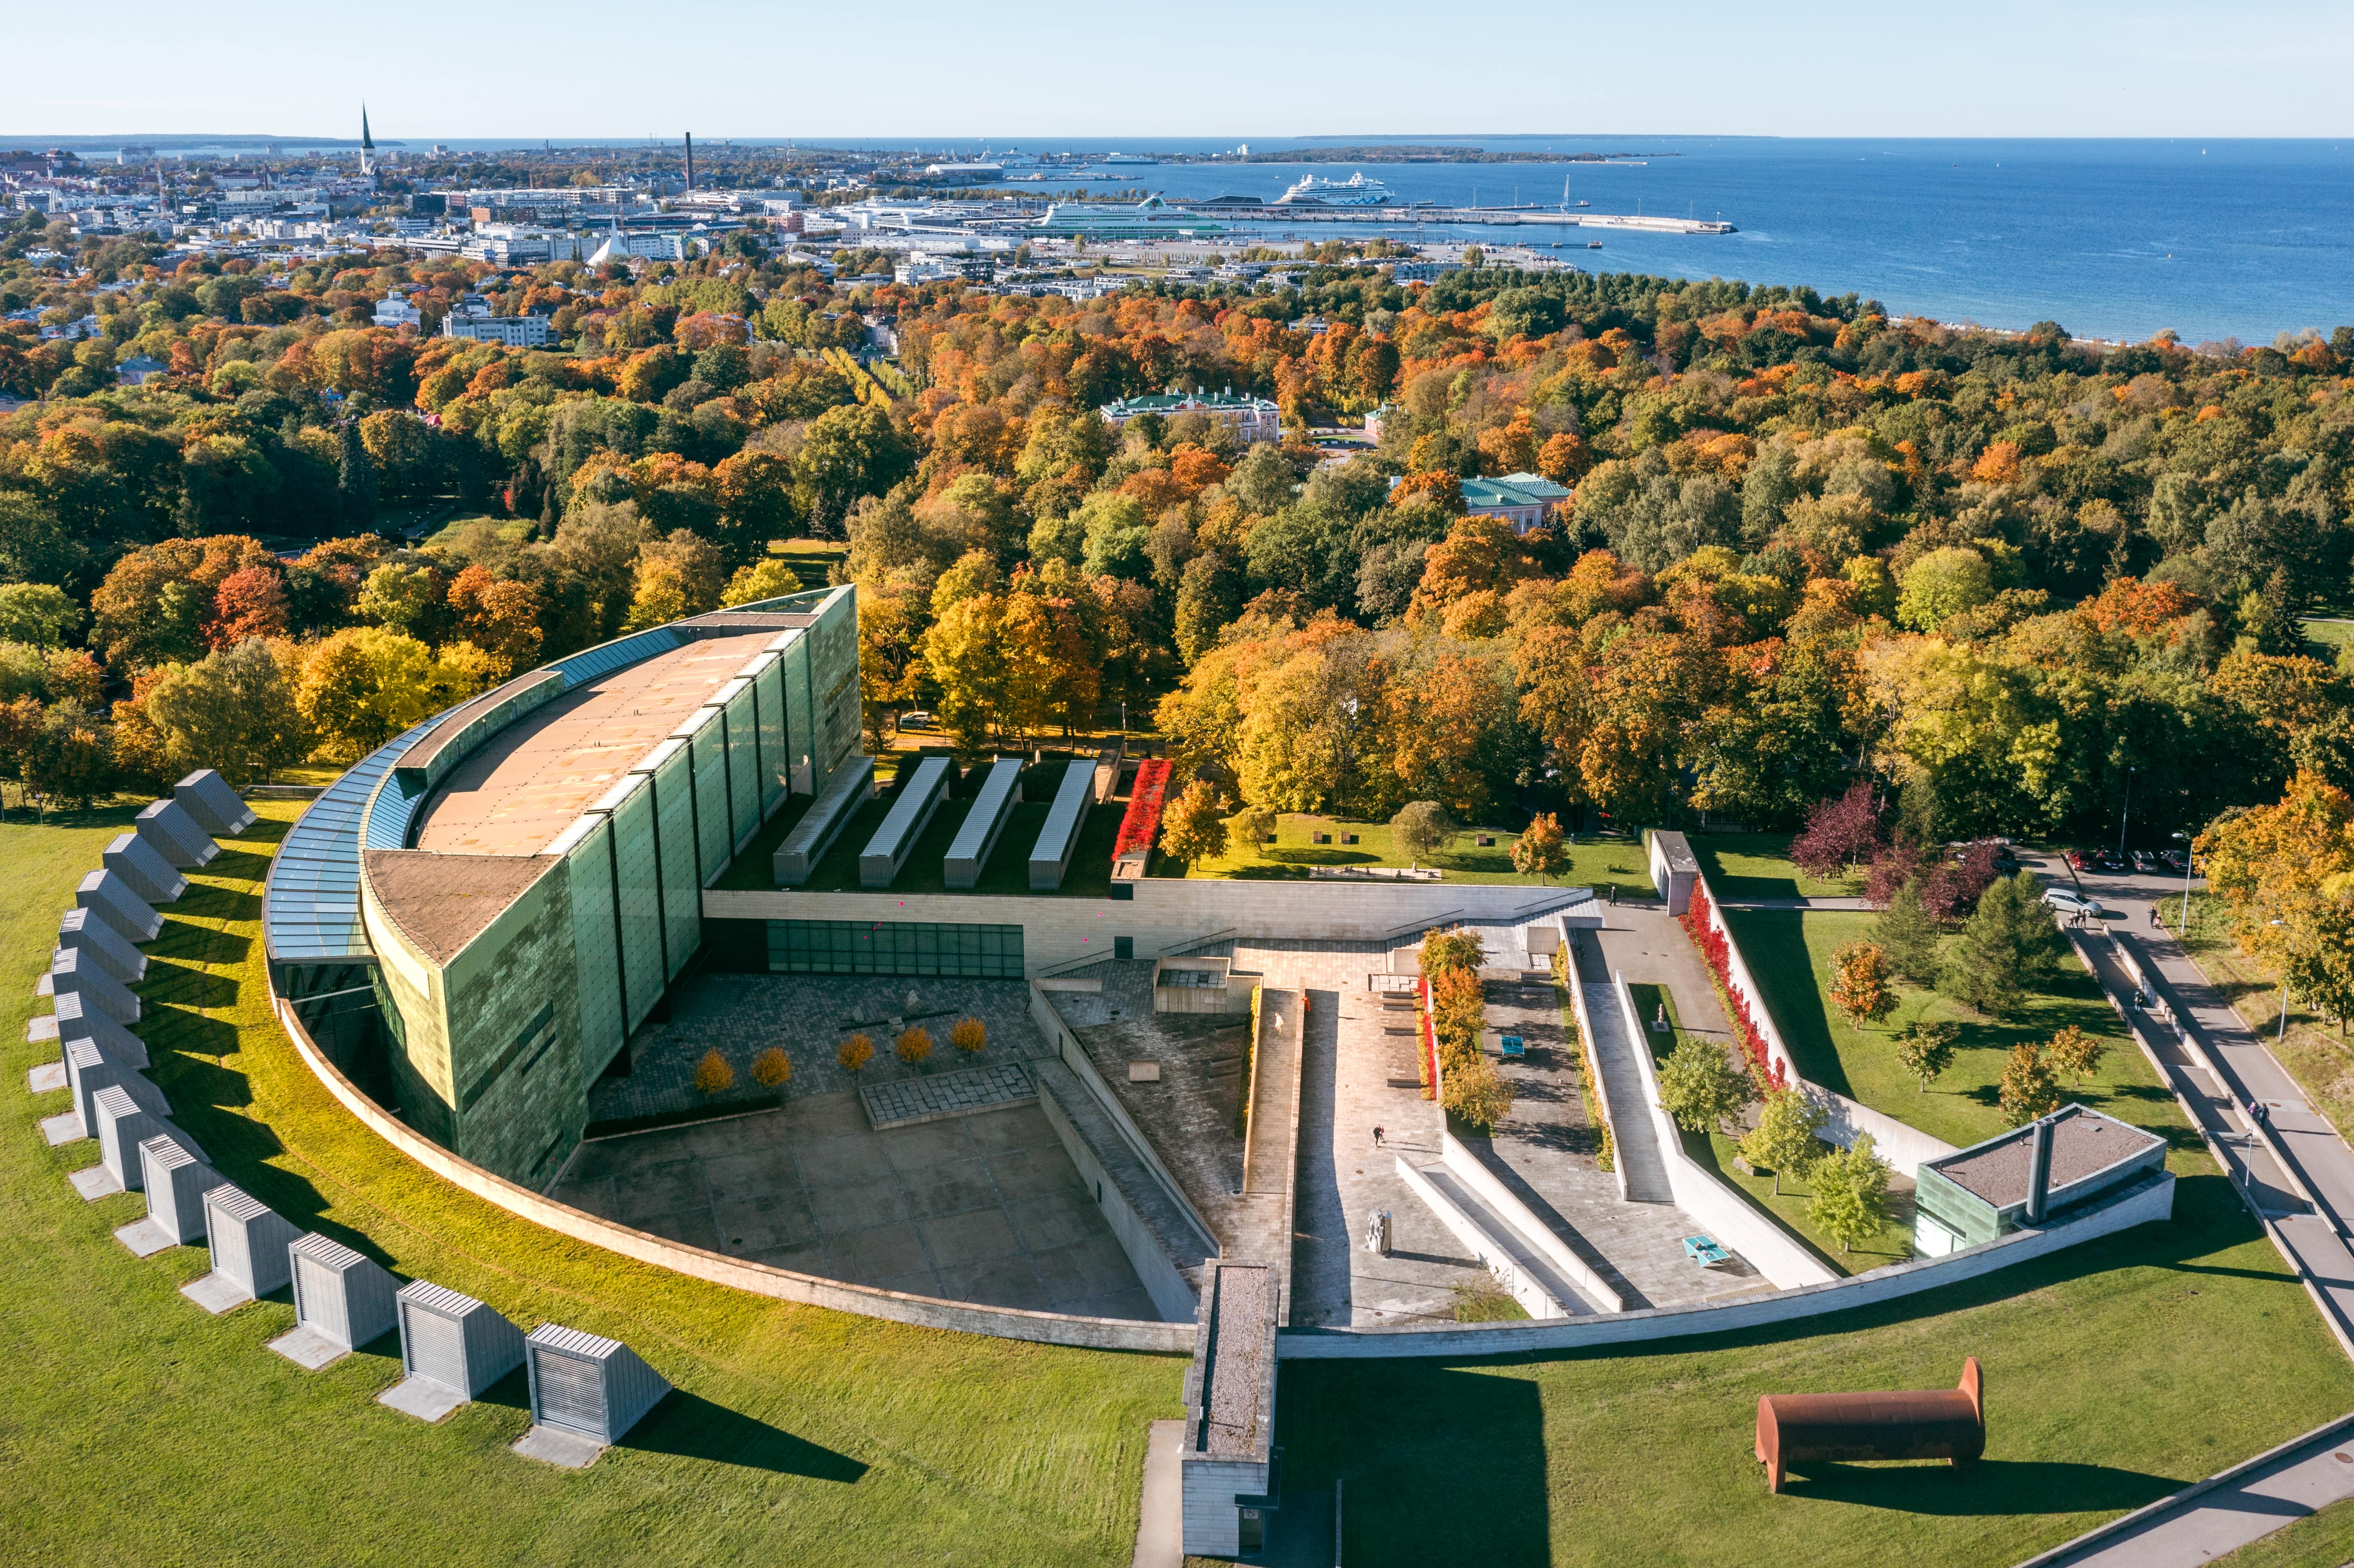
left=2018, top=854, right=2354, bottom=1564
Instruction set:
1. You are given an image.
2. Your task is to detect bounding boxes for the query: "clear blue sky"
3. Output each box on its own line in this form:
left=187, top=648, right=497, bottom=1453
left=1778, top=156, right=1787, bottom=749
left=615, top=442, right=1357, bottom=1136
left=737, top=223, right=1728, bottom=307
left=10, top=0, right=2353, bottom=140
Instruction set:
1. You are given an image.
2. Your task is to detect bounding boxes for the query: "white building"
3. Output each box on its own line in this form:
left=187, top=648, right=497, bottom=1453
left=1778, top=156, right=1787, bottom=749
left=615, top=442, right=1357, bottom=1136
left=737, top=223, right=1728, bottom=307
left=441, top=304, right=554, bottom=347
left=1100, top=389, right=1281, bottom=444
left=374, top=291, right=423, bottom=330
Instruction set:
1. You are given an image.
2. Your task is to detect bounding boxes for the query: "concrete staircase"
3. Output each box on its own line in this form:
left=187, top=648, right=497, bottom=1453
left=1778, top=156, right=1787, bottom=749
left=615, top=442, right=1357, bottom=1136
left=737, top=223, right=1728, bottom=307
left=1406, top=1161, right=1594, bottom=1317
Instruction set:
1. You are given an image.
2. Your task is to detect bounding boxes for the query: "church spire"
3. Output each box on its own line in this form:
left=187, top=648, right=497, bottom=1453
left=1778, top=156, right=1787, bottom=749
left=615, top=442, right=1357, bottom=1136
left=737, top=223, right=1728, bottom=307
left=360, top=104, right=375, bottom=176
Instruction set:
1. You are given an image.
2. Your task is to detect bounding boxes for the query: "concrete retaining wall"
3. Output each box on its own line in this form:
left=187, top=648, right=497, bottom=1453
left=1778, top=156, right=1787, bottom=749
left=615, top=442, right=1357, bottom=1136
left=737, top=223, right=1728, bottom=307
left=705, top=881, right=1596, bottom=976
left=1035, top=1078, right=1200, bottom=1323
left=1278, top=1169, right=2176, bottom=1359
left=1565, top=967, right=1630, bottom=1202
left=1613, top=973, right=1838, bottom=1291
left=1440, top=1129, right=1626, bottom=1312
left=1689, top=864, right=1958, bottom=1177
left=1394, top=1157, right=1567, bottom=1319
left=272, top=993, right=1196, bottom=1353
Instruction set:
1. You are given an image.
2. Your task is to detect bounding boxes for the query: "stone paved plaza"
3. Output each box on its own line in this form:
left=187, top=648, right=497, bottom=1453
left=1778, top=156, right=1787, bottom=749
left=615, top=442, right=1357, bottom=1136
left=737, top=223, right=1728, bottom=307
left=549, top=1090, right=1158, bottom=1319
left=860, top=1062, right=1036, bottom=1129
left=588, top=973, right=1054, bottom=1127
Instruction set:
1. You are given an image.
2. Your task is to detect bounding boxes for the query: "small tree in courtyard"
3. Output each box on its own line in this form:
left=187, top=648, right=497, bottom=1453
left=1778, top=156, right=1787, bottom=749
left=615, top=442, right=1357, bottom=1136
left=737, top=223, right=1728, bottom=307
left=752, top=1047, right=792, bottom=1091
left=1158, top=780, right=1229, bottom=869
left=1658, top=1035, right=1754, bottom=1136
left=1228, top=802, right=1277, bottom=853
left=2046, top=1024, right=2105, bottom=1085
left=838, top=1033, right=874, bottom=1073
left=1998, top=1041, right=2063, bottom=1126
left=1511, top=812, right=1570, bottom=882
left=896, top=1025, right=933, bottom=1069
left=1443, top=1053, right=1515, bottom=1130
left=1829, top=941, right=1899, bottom=1029
left=950, top=1017, right=987, bottom=1055
left=1741, top=1085, right=1827, bottom=1195
left=1392, top=800, right=1453, bottom=867
left=1809, top=1133, right=1894, bottom=1253
left=1419, top=925, right=1485, bottom=976
left=1894, top=1019, right=1959, bottom=1091
left=693, top=1048, right=735, bottom=1096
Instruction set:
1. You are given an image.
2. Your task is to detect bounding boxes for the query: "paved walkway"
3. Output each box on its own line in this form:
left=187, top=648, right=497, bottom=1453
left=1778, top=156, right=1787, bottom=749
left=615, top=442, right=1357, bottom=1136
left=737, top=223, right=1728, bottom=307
left=1258, top=941, right=1470, bottom=1330
left=2022, top=864, right=2354, bottom=1564
left=2024, top=1414, right=2354, bottom=1567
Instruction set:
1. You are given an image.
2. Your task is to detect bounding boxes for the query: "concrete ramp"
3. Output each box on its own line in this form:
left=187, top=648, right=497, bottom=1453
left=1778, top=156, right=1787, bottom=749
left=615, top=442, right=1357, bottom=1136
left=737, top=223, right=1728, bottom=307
left=1582, top=982, right=1673, bottom=1203
left=1398, top=1157, right=1592, bottom=1317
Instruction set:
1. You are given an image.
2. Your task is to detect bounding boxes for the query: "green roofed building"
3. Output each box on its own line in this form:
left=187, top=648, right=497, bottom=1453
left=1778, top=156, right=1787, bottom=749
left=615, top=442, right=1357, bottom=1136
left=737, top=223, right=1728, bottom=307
left=1458, top=472, right=1571, bottom=533
left=263, top=585, right=861, bottom=1188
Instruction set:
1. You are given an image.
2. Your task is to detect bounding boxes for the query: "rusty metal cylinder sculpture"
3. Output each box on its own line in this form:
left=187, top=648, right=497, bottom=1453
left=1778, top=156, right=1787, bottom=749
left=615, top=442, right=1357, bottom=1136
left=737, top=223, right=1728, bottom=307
left=1755, top=1357, right=1984, bottom=1492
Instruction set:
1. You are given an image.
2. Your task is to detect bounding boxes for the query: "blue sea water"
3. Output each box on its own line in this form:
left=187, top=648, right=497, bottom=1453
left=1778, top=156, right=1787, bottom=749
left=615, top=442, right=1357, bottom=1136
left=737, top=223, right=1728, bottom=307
left=96, top=133, right=2354, bottom=342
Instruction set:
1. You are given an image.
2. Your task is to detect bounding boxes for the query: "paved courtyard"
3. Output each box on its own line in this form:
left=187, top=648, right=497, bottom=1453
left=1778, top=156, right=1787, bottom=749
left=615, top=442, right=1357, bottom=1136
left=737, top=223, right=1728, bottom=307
left=547, top=1090, right=1159, bottom=1320
left=589, top=973, right=1054, bottom=1126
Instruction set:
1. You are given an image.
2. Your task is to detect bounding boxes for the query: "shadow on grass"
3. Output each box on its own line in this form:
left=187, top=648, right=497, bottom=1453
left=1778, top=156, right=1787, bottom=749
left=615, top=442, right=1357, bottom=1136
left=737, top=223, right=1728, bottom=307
left=1719, top=911, right=1854, bottom=1097
left=1275, top=1362, right=1546, bottom=1566
left=1777, top=1457, right=2179, bottom=1515
left=627, top=1390, right=871, bottom=1481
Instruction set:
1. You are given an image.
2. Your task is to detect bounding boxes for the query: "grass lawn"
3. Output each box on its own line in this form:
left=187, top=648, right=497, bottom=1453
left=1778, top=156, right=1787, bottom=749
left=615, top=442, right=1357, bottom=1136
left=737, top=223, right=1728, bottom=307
left=422, top=511, right=530, bottom=552
left=1686, top=830, right=1859, bottom=901
left=1181, top=814, right=1655, bottom=893
left=1627, top=980, right=1911, bottom=1275
left=2303, top=616, right=2354, bottom=665
left=774, top=536, right=847, bottom=591
left=1278, top=1159, right=2354, bottom=1567
left=714, top=760, right=1123, bottom=897
left=1724, top=909, right=2176, bottom=1153
left=2164, top=891, right=2354, bottom=1146
left=0, top=803, right=1183, bottom=1565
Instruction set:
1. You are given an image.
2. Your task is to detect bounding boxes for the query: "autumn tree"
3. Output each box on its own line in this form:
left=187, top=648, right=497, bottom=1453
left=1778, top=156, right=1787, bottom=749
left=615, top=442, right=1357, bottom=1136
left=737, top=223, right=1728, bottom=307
left=896, top=1026, right=933, bottom=1068
left=950, top=1017, right=987, bottom=1055
left=1159, top=780, right=1230, bottom=868
left=1512, top=812, right=1570, bottom=882
left=447, top=565, right=544, bottom=677
left=295, top=626, right=481, bottom=757
left=2046, top=1024, right=2105, bottom=1085
left=1998, top=1042, right=2063, bottom=1126
left=1789, top=783, right=1885, bottom=880
left=694, top=1048, right=736, bottom=1096
left=1443, top=1053, right=1514, bottom=1129
left=1872, top=880, right=1943, bottom=984
left=838, top=1033, right=874, bottom=1072
left=1828, top=942, right=1898, bottom=1028
left=142, top=638, right=312, bottom=785
left=2199, top=771, right=2354, bottom=1029
left=752, top=1047, right=793, bottom=1090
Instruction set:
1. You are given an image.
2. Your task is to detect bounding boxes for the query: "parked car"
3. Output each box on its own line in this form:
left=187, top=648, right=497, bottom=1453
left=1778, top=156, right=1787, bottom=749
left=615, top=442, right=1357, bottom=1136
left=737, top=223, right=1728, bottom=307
left=2161, top=849, right=2191, bottom=874
left=2131, top=850, right=2167, bottom=874
left=2067, top=849, right=2095, bottom=870
left=899, top=710, right=933, bottom=730
left=2044, top=888, right=2107, bottom=919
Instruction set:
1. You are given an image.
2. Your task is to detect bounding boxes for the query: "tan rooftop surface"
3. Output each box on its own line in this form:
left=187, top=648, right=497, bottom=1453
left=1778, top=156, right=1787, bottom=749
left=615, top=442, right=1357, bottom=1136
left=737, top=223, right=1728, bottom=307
left=1199, top=1264, right=1273, bottom=1458
left=415, top=631, right=779, bottom=858
left=364, top=851, right=559, bottom=965
left=1936, top=1109, right=2161, bottom=1208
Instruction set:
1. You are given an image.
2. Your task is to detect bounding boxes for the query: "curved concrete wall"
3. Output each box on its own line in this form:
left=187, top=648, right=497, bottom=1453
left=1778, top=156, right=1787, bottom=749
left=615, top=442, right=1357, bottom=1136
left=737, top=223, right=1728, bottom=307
left=269, top=991, right=1196, bottom=1354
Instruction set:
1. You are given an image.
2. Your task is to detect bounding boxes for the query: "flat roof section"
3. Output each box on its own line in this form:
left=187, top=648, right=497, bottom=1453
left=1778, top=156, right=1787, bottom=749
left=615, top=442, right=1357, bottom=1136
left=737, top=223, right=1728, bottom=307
left=1932, top=1107, right=2162, bottom=1208
left=413, top=630, right=782, bottom=858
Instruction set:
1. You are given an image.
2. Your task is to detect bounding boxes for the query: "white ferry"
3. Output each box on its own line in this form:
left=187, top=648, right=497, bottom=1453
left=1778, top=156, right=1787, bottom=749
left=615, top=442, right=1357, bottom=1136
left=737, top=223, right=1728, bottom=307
left=1028, top=195, right=1223, bottom=237
left=1273, top=172, right=1394, bottom=207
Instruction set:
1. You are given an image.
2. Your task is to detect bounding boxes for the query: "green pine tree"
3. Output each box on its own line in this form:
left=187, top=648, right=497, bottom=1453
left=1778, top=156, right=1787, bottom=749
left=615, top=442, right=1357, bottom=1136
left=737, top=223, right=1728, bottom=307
left=1874, top=878, right=1943, bottom=985
left=1937, top=871, right=2062, bottom=1020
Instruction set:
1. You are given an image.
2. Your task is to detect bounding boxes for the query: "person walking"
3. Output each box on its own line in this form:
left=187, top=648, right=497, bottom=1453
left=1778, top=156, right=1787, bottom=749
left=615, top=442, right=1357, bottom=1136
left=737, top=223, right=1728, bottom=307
left=1373, top=1125, right=1385, bottom=1148
left=2148, top=906, right=2160, bottom=930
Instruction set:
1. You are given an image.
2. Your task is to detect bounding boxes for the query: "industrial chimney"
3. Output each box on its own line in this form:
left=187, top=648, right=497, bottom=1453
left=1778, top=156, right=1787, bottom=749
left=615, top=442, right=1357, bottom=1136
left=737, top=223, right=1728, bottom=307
left=2023, top=1116, right=2054, bottom=1225
left=684, top=132, right=694, bottom=194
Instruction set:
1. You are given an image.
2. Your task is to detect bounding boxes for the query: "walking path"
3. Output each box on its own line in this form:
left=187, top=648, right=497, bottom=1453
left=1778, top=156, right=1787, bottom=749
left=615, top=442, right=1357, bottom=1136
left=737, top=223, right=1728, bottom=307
left=2018, top=864, right=2354, bottom=1564
left=1569, top=937, right=1672, bottom=1205
left=2021, top=1413, right=2354, bottom=1567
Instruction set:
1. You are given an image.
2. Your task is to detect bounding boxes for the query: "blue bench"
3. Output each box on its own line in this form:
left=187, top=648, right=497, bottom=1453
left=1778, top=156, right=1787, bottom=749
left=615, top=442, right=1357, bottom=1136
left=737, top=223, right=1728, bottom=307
left=1499, top=1034, right=1526, bottom=1059
left=1682, top=1235, right=1729, bottom=1266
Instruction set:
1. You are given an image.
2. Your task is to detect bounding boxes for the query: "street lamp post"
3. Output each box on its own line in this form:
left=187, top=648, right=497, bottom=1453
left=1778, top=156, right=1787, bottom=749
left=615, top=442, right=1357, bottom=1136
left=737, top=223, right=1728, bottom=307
left=2117, top=766, right=2135, bottom=859
left=2173, top=831, right=2194, bottom=932
left=2268, top=917, right=2295, bottom=1049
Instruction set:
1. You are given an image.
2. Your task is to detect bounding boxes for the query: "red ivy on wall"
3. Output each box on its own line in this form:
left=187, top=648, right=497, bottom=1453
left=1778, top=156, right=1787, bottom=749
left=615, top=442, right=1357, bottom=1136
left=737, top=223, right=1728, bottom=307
left=1114, top=759, right=1172, bottom=859
left=1679, top=881, right=1790, bottom=1092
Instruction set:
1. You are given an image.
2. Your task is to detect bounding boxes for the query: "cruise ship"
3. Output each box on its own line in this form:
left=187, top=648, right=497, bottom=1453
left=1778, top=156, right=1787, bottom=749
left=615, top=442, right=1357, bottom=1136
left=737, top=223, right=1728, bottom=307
left=1273, top=172, right=1394, bottom=207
